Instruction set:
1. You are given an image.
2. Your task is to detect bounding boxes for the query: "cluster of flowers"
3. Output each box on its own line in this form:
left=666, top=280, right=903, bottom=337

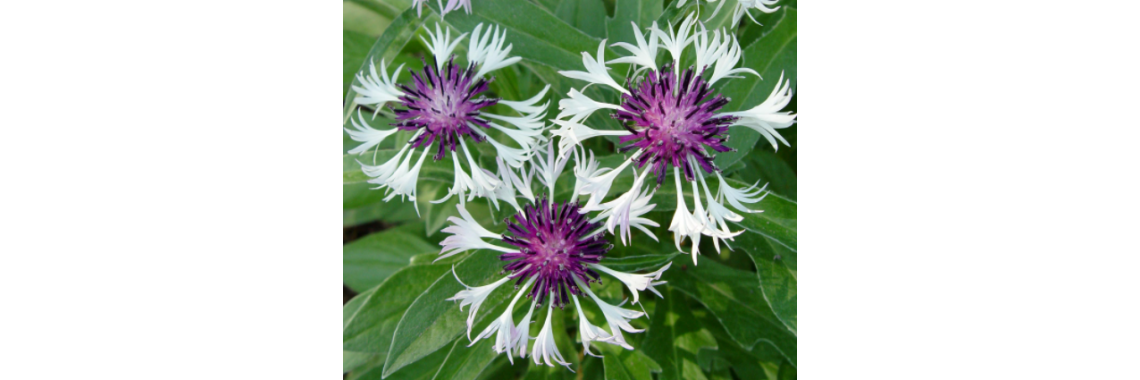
left=345, top=1, right=794, bottom=372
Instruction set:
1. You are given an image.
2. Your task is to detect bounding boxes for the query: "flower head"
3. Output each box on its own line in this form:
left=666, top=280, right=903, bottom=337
left=439, top=146, right=672, bottom=371
left=554, top=17, right=796, bottom=263
left=347, top=23, right=549, bottom=212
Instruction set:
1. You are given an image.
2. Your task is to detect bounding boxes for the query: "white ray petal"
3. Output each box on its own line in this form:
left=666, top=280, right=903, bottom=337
left=498, top=85, right=551, bottom=115
left=468, top=23, right=523, bottom=79
left=470, top=277, right=535, bottom=364
left=585, top=166, right=660, bottom=246
left=447, top=271, right=511, bottom=340
left=440, top=0, right=474, bottom=16
left=723, top=72, right=796, bottom=150
left=557, top=88, right=622, bottom=124
left=515, top=298, right=538, bottom=359
left=439, top=203, right=514, bottom=261
left=591, top=262, right=671, bottom=305
left=549, top=119, right=628, bottom=158
left=572, top=294, right=613, bottom=358
left=733, top=0, right=781, bottom=25
left=668, top=167, right=707, bottom=264
left=650, top=15, right=703, bottom=73
left=345, top=110, right=399, bottom=155
left=715, top=171, right=769, bottom=214
left=421, top=23, right=468, bottom=71
left=558, top=40, right=629, bottom=95
left=482, top=111, right=547, bottom=132
left=607, top=22, right=659, bottom=72
left=531, top=298, right=574, bottom=371
left=577, top=278, right=644, bottom=350
left=351, top=59, right=406, bottom=113
left=709, top=33, right=759, bottom=85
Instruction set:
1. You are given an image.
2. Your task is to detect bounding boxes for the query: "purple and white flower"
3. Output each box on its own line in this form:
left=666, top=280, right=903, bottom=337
left=346, top=23, right=550, bottom=214
left=441, top=147, right=672, bottom=371
left=554, top=16, right=796, bottom=263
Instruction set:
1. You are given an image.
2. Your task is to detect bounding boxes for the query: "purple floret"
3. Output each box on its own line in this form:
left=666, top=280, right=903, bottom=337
left=612, top=64, right=737, bottom=184
left=499, top=199, right=611, bottom=308
left=391, top=57, right=498, bottom=160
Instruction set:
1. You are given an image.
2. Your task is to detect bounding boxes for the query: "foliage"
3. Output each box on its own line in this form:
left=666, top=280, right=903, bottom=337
left=343, top=0, right=797, bottom=378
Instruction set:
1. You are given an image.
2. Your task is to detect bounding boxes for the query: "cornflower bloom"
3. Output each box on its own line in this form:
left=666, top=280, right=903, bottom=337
left=440, top=142, right=671, bottom=371
left=553, top=15, right=796, bottom=263
left=346, top=23, right=548, bottom=214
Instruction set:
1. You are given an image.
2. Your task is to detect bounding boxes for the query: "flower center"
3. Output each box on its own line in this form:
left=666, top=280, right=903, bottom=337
left=499, top=199, right=610, bottom=308
left=392, top=57, right=498, bottom=160
left=613, top=65, right=737, bottom=184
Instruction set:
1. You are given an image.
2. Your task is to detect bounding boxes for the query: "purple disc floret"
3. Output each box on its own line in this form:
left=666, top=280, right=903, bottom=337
left=392, top=57, right=498, bottom=160
left=499, top=199, right=611, bottom=308
left=613, top=64, right=737, bottom=184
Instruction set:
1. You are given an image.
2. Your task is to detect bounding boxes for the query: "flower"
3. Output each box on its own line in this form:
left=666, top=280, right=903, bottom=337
left=440, top=147, right=672, bottom=371
left=554, top=16, right=796, bottom=264
left=347, top=23, right=549, bottom=214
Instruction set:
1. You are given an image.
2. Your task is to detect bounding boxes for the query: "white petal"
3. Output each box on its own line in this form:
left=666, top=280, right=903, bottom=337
left=447, top=271, right=511, bottom=340
left=549, top=119, right=628, bottom=158
left=572, top=294, right=613, bottom=358
left=498, top=85, right=551, bottom=115
left=558, top=40, right=629, bottom=95
left=345, top=110, right=399, bottom=155
left=421, top=23, right=468, bottom=71
left=667, top=167, right=707, bottom=264
left=586, top=166, right=660, bottom=246
left=440, top=0, right=474, bottom=16
left=531, top=299, right=574, bottom=371
left=468, top=23, right=523, bottom=78
left=607, top=22, right=658, bottom=72
left=724, top=72, right=796, bottom=150
left=651, top=15, right=703, bottom=71
left=557, top=88, right=622, bottom=124
left=709, top=34, right=759, bottom=85
left=590, top=262, right=671, bottom=305
left=352, top=59, right=405, bottom=111
left=439, top=203, right=514, bottom=261
left=470, top=277, right=535, bottom=364
left=578, top=279, right=644, bottom=350
left=716, top=171, right=769, bottom=213
left=515, top=298, right=538, bottom=359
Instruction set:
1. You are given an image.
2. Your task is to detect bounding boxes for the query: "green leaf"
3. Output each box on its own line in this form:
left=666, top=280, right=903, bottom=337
left=344, top=223, right=439, bottom=292
left=606, top=0, right=663, bottom=45
left=733, top=148, right=797, bottom=200
left=344, top=264, right=452, bottom=353
left=641, top=287, right=717, bottom=380
left=736, top=232, right=797, bottom=334
left=555, top=0, right=608, bottom=39
left=601, top=345, right=662, bottom=380
left=665, top=257, right=797, bottom=366
left=382, top=251, right=513, bottom=378
left=778, top=360, right=797, bottom=380
left=714, top=7, right=797, bottom=169
left=693, top=301, right=788, bottom=379
left=346, top=350, right=378, bottom=374
left=600, top=253, right=680, bottom=272
left=426, top=339, right=498, bottom=380
left=348, top=338, right=452, bottom=380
